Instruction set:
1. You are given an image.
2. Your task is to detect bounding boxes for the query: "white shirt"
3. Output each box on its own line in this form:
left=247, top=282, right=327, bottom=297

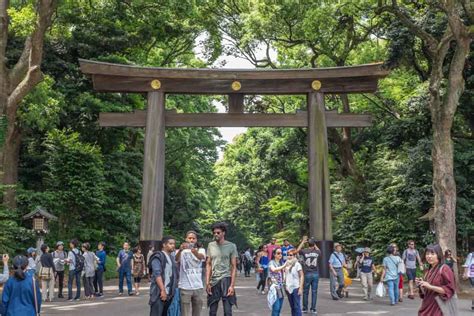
left=178, top=248, right=206, bottom=290
left=463, top=252, right=474, bottom=278
left=285, top=261, right=302, bottom=293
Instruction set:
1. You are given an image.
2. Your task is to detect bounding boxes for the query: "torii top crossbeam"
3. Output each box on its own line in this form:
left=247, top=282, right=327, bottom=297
left=79, top=59, right=388, bottom=94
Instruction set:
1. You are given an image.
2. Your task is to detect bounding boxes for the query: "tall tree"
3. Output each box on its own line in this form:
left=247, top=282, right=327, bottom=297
left=379, top=0, right=472, bottom=258
left=0, top=0, right=56, bottom=208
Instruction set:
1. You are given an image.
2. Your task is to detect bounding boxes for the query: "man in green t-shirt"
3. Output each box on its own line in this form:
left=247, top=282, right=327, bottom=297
left=206, top=222, right=237, bottom=316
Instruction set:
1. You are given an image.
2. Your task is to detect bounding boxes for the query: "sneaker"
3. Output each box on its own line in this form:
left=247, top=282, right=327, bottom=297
left=135, top=291, right=140, bottom=296
left=310, top=309, right=317, bottom=314
left=332, top=297, right=339, bottom=300
left=399, top=297, right=403, bottom=302
left=261, top=290, right=265, bottom=295
left=67, top=298, right=74, bottom=302
left=118, top=292, right=123, bottom=296
left=128, top=292, right=134, bottom=296
left=58, top=294, right=64, bottom=298
left=302, top=309, right=308, bottom=314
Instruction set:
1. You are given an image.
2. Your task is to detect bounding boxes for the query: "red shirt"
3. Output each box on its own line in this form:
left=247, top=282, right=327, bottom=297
left=266, top=243, right=280, bottom=261
left=418, top=264, right=456, bottom=316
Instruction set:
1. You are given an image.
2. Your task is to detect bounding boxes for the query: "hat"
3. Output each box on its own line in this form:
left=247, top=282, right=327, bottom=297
left=333, top=243, right=342, bottom=249
left=363, top=247, right=371, bottom=253
left=27, top=247, right=36, bottom=254
left=56, top=241, right=64, bottom=247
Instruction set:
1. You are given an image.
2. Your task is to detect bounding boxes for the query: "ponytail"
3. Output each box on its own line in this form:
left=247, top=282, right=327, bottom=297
left=14, top=268, right=25, bottom=280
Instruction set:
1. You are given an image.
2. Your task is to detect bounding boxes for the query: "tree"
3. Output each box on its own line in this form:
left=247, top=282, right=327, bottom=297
left=378, top=0, right=472, bottom=263
left=0, top=0, right=56, bottom=208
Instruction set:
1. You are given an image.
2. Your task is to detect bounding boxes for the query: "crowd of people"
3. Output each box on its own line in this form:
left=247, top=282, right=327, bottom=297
left=0, top=223, right=473, bottom=316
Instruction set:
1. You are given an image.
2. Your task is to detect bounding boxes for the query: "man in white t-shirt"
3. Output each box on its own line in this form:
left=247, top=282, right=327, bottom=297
left=176, top=231, right=206, bottom=316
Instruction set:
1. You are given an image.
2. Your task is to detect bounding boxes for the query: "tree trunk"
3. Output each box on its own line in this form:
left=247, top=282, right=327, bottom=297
left=339, top=94, right=361, bottom=180
left=3, top=108, right=21, bottom=209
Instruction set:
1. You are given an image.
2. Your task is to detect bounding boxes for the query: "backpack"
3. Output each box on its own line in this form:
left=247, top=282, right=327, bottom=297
left=73, top=250, right=85, bottom=272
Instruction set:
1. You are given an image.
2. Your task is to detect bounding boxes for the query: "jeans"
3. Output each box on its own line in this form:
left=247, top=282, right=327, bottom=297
left=180, top=288, right=203, bottom=316
left=55, top=271, right=64, bottom=296
left=360, top=272, right=373, bottom=299
left=118, top=269, right=132, bottom=294
left=209, top=299, right=233, bottom=316
left=68, top=270, right=81, bottom=299
left=386, top=277, right=400, bottom=304
left=272, top=297, right=284, bottom=316
left=93, top=269, right=104, bottom=294
left=257, top=268, right=268, bottom=291
left=287, top=288, right=302, bottom=316
left=83, top=276, right=94, bottom=297
left=303, top=272, right=319, bottom=311
left=329, top=268, right=344, bottom=299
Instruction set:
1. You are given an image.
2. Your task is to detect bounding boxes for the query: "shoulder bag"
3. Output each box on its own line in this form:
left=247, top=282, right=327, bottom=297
left=434, top=265, right=459, bottom=316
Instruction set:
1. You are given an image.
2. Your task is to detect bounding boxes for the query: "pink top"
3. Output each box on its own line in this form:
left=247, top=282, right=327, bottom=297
left=267, top=243, right=280, bottom=261
left=418, top=264, right=456, bottom=316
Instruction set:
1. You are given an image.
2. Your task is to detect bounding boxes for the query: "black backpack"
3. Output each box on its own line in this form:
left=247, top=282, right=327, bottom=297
left=73, top=250, right=85, bottom=272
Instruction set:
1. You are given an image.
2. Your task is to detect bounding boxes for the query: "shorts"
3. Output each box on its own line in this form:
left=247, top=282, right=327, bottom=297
left=398, top=274, right=403, bottom=289
left=406, top=268, right=417, bottom=281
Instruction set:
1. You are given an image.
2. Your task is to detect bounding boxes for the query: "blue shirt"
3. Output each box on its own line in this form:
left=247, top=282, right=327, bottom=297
left=360, top=256, right=374, bottom=273
left=117, top=250, right=132, bottom=271
left=2, top=270, right=41, bottom=316
left=281, top=245, right=294, bottom=262
left=383, top=255, right=401, bottom=281
left=259, top=255, right=269, bottom=269
left=329, top=252, right=345, bottom=268
left=96, top=250, right=107, bottom=271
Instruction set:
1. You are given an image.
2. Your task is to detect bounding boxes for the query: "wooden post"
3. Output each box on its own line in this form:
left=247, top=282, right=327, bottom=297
left=228, top=94, right=244, bottom=113
left=140, top=91, right=165, bottom=244
left=308, top=92, right=332, bottom=278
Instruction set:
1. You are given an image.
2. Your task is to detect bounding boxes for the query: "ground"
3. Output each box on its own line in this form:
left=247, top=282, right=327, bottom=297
left=42, top=273, right=472, bottom=316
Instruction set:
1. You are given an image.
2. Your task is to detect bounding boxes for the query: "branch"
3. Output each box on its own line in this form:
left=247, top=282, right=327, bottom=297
left=7, top=66, right=43, bottom=110
left=362, top=94, right=400, bottom=119
left=378, top=1, right=438, bottom=56
left=9, top=37, right=31, bottom=89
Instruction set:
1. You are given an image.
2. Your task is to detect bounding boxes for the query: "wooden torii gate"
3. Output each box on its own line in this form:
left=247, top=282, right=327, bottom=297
left=79, top=59, right=388, bottom=277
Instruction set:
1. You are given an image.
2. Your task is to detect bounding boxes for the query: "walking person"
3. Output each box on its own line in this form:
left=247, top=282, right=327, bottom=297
left=462, top=247, right=474, bottom=311
left=296, top=236, right=321, bottom=313
left=444, top=249, right=456, bottom=271
left=66, top=239, right=82, bottom=301
left=117, top=242, right=133, bottom=296
left=0, top=254, right=10, bottom=315
left=256, top=245, right=269, bottom=294
left=268, top=249, right=286, bottom=316
left=176, top=230, right=206, bottom=316
left=402, top=240, right=423, bottom=300
left=359, top=248, right=375, bottom=300
left=149, top=236, right=178, bottom=316
left=52, top=241, right=66, bottom=298
left=267, top=237, right=280, bottom=261
left=2, top=255, right=42, bottom=316
left=381, top=245, right=402, bottom=306
left=206, top=222, right=238, bottom=316
left=244, top=247, right=253, bottom=277
left=284, top=249, right=303, bottom=316
left=329, top=243, right=346, bottom=300
left=93, top=241, right=106, bottom=297
left=39, top=244, right=56, bottom=302
left=82, top=242, right=96, bottom=300
left=281, top=239, right=294, bottom=263
left=417, top=244, right=456, bottom=316
left=26, top=248, right=37, bottom=273
left=132, top=246, right=146, bottom=296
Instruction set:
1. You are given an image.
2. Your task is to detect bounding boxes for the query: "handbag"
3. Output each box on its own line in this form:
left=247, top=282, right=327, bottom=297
left=435, top=294, right=459, bottom=316
left=375, top=282, right=386, bottom=297
left=39, top=266, right=52, bottom=280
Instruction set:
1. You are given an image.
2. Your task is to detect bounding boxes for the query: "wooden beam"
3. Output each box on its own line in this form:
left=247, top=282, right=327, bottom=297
left=90, top=75, right=380, bottom=94
left=80, top=59, right=390, bottom=80
left=140, top=91, right=165, bottom=241
left=98, top=111, right=372, bottom=128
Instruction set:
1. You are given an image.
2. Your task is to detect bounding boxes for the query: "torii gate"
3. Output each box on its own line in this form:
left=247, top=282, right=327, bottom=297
left=79, top=59, right=388, bottom=277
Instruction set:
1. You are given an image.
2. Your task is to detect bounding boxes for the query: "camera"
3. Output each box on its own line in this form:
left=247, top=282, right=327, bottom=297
left=188, top=243, right=195, bottom=249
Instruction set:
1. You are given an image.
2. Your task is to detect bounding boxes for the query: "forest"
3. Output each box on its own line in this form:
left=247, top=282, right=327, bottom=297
left=0, top=0, right=472, bottom=260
